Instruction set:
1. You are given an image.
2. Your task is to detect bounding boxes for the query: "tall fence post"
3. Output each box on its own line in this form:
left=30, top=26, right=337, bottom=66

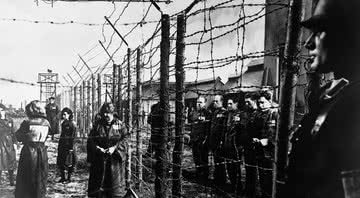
left=87, top=80, right=91, bottom=134
left=97, top=73, right=102, bottom=109
left=79, top=85, right=83, bottom=138
left=125, top=48, right=133, bottom=189
left=273, top=0, right=304, bottom=197
left=92, top=74, right=96, bottom=122
left=156, top=14, right=170, bottom=198
left=118, top=65, right=123, bottom=121
left=172, top=12, right=185, bottom=197
left=82, top=81, right=86, bottom=140
left=73, top=86, right=77, bottom=126
left=135, top=48, right=143, bottom=190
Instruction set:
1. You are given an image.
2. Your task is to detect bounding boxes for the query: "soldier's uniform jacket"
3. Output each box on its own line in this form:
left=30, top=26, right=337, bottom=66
left=189, top=108, right=211, bottom=143
left=45, top=103, right=59, bottom=120
left=253, top=109, right=277, bottom=142
left=252, top=108, right=277, bottom=158
left=207, top=107, right=227, bottom=151
left=285, top=78, right=360, bottom=198
left=223, top=109, right=242, bottom=151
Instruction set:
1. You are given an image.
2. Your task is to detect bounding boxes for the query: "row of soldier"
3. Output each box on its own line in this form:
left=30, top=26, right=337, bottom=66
left=146, top=90, right=278, bottom=198
left=187, top=91, right=277, bottom=198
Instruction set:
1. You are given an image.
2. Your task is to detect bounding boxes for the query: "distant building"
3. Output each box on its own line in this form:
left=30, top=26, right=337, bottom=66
left=224, top=59, right=266, bottom=93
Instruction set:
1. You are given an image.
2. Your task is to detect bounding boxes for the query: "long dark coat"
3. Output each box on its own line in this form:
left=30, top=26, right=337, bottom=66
left=285, top=80, right=360, bottom=198
left=57, top=119, right=76, bottom=170
left=87, top=118, right=128, bottom=197
left=0, top=118, right=16, bottom=171
left=15, top=118, right=50, bottom=198
left=45, top=103, right=59, bottom=135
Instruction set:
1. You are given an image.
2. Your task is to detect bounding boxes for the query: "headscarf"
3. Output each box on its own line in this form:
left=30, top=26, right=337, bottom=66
left=25, top=100, right=46, bottom=118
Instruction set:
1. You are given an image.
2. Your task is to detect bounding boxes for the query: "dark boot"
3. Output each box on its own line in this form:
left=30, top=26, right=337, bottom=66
left=0, top=171, right=2, bottom=185
left=8, top=170, right=14, bottom=186
left=58, top=170, right=66, bottom=183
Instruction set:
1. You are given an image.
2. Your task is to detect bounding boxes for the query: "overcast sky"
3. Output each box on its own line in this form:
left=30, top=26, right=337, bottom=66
left=0, top=0, right=265, bottom=108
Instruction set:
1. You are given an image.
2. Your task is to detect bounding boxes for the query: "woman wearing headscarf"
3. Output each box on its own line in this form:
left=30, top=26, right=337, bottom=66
left=15, top=100, right=50, bottom=198
left=87, top=102, right=128, bottom=198
left=56, top=107, right=76, bottom=183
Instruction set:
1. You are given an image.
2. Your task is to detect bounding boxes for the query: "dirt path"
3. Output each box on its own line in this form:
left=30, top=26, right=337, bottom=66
left=0, top=136, right=89, bottom=198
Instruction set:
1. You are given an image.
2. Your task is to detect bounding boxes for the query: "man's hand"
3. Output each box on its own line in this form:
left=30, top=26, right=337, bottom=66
left=96, top=146, right=106, bottom=153
left=107, top=146, right=116, bottom=155
left=259, top=138, right=268, bottom=146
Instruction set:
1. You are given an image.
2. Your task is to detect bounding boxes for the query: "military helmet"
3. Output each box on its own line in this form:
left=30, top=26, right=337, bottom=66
left=301, top=0, right=360, bottom=32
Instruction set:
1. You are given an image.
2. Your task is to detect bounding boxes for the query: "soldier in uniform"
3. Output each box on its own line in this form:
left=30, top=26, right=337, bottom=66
left=207, top=94, right=227, bottom=186
left=255, top=91, right=277, bottom=198
left=189, top=96, right=211, bottom=180
left=284, top=0, right=360, bottom=197
left=223, top=96, right=244, bottom=194
left=246, top=91, right=277, bottom=198
left=0, top=104, right=16, bottom=186
left=45, top=97, right=60, bottom=140
left=242, top=92, right=260, bottom=198
left=87, top=103, right=128, bottom=198
left=15, top=100, right=51, bottom=198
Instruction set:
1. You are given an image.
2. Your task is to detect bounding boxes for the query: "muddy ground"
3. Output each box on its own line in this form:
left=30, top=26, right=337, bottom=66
left=0, top=118, right=253, bottom=198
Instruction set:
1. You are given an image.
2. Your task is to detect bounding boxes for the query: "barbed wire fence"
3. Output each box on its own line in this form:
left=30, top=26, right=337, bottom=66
left=50, top=0, right=313, bottom=197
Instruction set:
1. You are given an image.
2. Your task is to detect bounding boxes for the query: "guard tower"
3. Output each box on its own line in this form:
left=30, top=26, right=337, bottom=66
left=38, top=70, right=59, bottom=102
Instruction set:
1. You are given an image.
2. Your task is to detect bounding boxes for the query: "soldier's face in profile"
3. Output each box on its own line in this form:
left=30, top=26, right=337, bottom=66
left=196, top=97, right=206, bottom=110
left=103, top=112, right=114, bottom=123
left=305, top=31, right=332, bottom=73
left=213, top=95, right=223, bottom=109
left=258, top=96, right=271, bottom=111
left=245, top=98, right=257, bottom=110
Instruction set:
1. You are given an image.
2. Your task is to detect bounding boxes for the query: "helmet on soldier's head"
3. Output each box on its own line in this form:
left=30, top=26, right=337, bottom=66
left=301, top=0, right=360, bottom=33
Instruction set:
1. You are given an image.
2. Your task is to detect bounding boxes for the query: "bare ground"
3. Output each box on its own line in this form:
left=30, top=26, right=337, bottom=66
left=0, top=118, right=251, bottom=197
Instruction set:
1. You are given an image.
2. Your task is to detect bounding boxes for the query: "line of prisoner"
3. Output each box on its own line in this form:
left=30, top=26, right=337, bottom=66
left=146, top=90, right=278, bottom=198
left=191, top=91, right=278, bottom=198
